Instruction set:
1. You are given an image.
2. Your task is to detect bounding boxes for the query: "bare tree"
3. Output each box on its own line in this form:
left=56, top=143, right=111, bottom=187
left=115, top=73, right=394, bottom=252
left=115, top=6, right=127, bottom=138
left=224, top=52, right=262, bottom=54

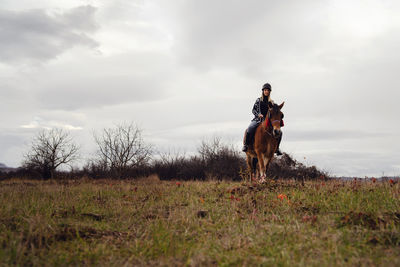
left=23, top=128, right=79, bottom=179
left=93, top=123, right=152, bottom=178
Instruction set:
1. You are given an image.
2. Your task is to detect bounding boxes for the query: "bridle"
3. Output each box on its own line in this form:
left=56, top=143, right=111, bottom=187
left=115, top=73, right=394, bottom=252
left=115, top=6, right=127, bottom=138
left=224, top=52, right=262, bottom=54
left=265, top=108, right=282, bottom=138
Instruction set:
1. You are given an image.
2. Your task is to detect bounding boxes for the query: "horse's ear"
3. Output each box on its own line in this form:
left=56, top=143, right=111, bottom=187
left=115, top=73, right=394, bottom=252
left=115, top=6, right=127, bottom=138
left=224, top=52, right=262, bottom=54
left=278, top=101, right=285, bottom=110
left=268, top=102, right=274, bottom=108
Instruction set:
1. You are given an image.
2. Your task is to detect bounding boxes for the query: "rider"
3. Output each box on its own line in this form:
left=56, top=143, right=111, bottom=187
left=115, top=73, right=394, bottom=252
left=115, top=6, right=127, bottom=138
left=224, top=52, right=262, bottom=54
left=242, top=83, right=283, bottom=155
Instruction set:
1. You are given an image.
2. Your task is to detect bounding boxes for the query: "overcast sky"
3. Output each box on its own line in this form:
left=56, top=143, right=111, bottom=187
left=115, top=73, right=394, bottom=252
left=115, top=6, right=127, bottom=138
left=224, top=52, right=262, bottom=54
left=1, top=0, right=399, bottom=177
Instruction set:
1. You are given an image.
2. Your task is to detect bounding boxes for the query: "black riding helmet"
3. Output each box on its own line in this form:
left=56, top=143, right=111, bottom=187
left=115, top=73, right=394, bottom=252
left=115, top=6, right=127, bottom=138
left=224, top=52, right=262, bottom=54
left=262, top=83, right=271, bottom=91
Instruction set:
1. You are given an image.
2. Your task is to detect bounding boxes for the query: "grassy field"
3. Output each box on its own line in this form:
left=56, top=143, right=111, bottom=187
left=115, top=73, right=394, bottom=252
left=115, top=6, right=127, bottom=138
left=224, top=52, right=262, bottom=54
left=1, top=177, right=399, bottom=266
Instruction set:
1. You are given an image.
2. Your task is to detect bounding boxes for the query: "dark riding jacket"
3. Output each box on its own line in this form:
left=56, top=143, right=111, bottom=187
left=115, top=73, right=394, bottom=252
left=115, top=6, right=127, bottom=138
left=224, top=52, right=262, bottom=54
left=251, top=97, right=275, bottom=123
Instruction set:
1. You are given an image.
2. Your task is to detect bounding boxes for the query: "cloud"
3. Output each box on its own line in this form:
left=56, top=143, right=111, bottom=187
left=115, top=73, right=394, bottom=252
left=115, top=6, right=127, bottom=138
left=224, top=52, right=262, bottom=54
left=1, top=0, right=400, bottom=177
left=0, top=5, right=99, bottom=64
left=20, top=116, right=82, bottom=130
left=0, top=131, right=32, bottom=167
left=29, top=50, right=175, bottom=110
left=0, top=2, right=176, bottom=111
left=284, top=129, right=387, bottom=142
left=157, top=0, right=330, bottom=73
left=303, top=150, right=400, bottom=177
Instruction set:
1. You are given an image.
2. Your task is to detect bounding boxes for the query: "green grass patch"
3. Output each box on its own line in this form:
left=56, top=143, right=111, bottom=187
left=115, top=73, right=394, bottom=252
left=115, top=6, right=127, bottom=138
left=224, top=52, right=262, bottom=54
left=0, top=178, right=399, bottom=266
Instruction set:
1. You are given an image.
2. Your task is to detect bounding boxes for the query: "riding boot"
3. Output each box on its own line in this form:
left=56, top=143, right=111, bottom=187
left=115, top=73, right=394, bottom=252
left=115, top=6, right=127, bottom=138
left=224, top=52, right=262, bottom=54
left=242, top=129, right=249, bottom=152
left=275, top=133, right=283, bottom=156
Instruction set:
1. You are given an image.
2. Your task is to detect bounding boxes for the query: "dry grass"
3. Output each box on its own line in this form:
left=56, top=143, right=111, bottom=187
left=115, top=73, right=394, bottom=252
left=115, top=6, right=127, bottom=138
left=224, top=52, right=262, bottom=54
left=0, top=177, right=399, bottom=266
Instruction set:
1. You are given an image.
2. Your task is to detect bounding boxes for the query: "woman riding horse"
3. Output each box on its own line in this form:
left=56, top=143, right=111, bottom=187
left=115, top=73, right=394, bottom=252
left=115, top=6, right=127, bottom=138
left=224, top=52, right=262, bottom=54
left=242, top=83, right=283, bottom=155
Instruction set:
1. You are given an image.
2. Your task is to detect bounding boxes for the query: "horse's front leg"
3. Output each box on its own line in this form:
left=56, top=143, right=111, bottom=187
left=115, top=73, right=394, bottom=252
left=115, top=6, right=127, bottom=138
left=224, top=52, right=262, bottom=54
left=263, top=157, right=271, bottom=180
left=257, top=153, right=266, bottom=183
left=260, top=154, right=274, bottom=183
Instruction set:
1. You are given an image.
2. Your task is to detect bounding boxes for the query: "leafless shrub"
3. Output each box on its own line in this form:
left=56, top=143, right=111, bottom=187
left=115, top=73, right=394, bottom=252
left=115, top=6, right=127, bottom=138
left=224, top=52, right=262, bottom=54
left=93, top=123, right=152, bottom=178
left=198, top=136, right=225, bottom=162
left=153, top=150, right=206, bottom=180
left=153, top=137, right=246, bottom=181
left=198, top=137, right=245, bottom=180
left=23, top=128, right=79, bottom=179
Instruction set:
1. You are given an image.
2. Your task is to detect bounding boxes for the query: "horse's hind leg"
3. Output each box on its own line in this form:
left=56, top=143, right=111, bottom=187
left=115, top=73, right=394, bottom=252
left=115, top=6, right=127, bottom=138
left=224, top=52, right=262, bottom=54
left=252, top=157, right=258, bottom=181
left=252, top=157, right=258, bottom=171
left=246, top=155, right=253, bottom=182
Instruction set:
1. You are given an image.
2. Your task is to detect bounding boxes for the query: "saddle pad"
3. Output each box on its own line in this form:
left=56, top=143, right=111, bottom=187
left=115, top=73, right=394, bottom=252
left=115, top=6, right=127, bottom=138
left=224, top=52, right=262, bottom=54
left=265, top=118, right=270, bottom=128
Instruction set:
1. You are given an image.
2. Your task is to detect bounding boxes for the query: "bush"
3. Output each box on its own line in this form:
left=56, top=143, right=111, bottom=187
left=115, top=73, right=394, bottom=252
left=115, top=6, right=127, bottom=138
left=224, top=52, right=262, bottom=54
left=266, top=153, right=328, bottom=180
left=153, top=138, right=246, bottom=181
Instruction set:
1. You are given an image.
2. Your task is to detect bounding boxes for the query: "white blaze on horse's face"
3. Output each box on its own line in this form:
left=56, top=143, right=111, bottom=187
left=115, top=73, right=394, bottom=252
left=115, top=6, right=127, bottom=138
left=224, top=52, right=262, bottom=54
left=272, top=122, right=281, bottom=137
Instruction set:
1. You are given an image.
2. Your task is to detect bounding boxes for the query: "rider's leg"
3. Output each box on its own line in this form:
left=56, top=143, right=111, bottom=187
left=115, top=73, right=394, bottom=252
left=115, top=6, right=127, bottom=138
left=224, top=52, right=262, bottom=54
left=242, top=129, right=248, bottom=152
left=242, top=121, right=259, bottom=152
left=275, top=132, right=283, bottom=156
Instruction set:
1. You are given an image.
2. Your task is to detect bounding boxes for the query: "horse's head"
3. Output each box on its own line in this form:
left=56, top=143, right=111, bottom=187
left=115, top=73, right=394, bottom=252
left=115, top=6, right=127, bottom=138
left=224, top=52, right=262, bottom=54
left=268, top=102, right=285, bottom=137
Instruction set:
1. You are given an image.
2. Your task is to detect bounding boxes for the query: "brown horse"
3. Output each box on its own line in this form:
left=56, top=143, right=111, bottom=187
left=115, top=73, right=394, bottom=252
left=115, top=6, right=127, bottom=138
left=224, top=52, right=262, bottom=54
left=245, top=102, right=285, bottom=183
